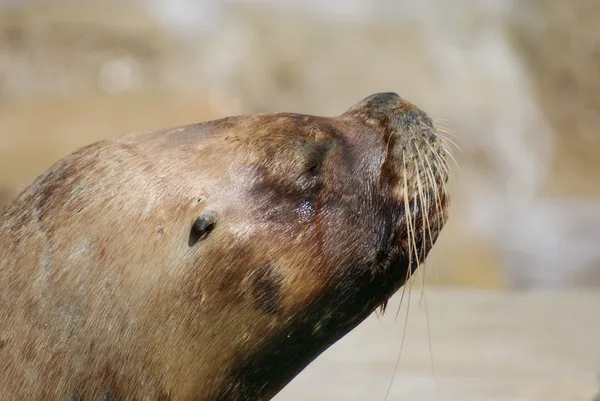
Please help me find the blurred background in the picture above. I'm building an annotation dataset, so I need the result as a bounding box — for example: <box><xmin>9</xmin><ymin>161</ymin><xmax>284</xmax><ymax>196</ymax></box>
<box><xmin>0</xmin><ymin>0</ymin><xmax>599</xmax><ymax>400</ymax></box>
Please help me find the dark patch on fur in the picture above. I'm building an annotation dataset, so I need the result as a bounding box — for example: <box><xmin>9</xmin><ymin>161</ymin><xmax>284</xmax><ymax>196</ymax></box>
<box><xmin>212</xmin><ymin>234</ymin><xmax>414</xmax><ymax>400</ymax></box>
<box><xmin>247</xmin><ymin>118</ymin><xmax>363</xmax><ymax>230</ymax></box>
<box><xmin>71</xmin><ymin>392</ymin><xmax>84</xmax><ymax>401</ymax></box>
<box><xmin>99</xmin><ymin>386</ymin><xmax>116</xmax><ymax>401</ymax></box>
<box><xmin>189</xmin><ymin>211</ymin><xmax>217</xmax><ymax>246</ymax></box>
<box><xmin>70</xmin><ymin>387</ymin><xmax>116</xmax><ymax>401</ymax></box>
<box><xmin>248</xmin><ymin>264</ymin><xmax>283</xmax><ymax>315</ymax></box>
<box><xmin>69</xmin><ymin>360</ymin><xmax>173</xmax><ymax>401</ymax></box>
<box><xmin>156</xmin><ymin>391</ymin><xmax>172</xmax><ymax>401</ymax></box>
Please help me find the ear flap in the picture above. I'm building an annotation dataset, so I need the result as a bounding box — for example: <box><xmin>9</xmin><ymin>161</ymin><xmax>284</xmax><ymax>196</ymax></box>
<box><xmin>189</xmin><ymin>210</ymin><xmax>217</xmax><ymax>247</ymax></box>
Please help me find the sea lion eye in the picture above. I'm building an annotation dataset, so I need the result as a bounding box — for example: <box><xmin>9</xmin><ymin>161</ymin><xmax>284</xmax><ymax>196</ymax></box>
<box><xmin>189</xmin><ymin>211</ymin><xmax>217</xmax><ymax>246</ymax></box>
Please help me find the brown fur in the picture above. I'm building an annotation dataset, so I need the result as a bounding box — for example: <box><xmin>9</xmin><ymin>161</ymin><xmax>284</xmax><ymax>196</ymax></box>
<box><xmin>0</xmin><ymin>92</ymin><xmax>451</xmax><ymax>400</ymax></box>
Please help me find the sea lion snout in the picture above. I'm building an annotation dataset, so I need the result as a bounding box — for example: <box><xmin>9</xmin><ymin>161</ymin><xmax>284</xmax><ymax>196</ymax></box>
<box><xmin>344</xmin><ymin>92</ymin><xmax>448</xmax><ymax>197</ymax></box>
<box><xmin>341</xmin><ymin>93</ymin><xmax>451</xmax><ymax>266</ymax></box>
<box><xmin>342</xmin><ymin>92</ymin><xmax>439</xmax><ymax>150</ymax></box>
<box><xmin>343</xmin><ymin>92</ymin><xmax>402</xmax><ymax>115</ymax></box>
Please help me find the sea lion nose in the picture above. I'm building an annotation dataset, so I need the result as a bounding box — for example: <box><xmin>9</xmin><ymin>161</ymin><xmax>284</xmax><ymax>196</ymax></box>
<box><xmin>360</xmin><ymin>92</ymin><xmax>402</xmax><ymax>111</ymax></box>
<box><xmin>344</xmin><ymin>92</ymin><xmax>402</xmax><ymax>118</ymax></box>
<box><xmin>344</xmin><ymin>92</ymin><xmax>433</xmax><ymax>134</ymax></box>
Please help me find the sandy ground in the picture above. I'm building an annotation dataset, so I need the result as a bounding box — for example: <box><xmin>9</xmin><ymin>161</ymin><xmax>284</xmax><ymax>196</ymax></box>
<box><xmin>275</xmin><ymin>287</ymin><xmax>600</xmax><ymax>401</ymax></box>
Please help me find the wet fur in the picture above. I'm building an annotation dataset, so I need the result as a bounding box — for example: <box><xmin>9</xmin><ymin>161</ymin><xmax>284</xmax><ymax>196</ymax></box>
<box><xmin>0</xmin><ymin>93</ymin><xmax>451</xmax><ymax>400</ymax></box>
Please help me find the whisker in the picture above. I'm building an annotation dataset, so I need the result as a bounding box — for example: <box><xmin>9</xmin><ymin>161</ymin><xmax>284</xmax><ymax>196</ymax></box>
<box><xmin>424</xmin><ymin>138</ymin><xmax>454</xmax><ymax>189</ymax></box>
<box><xmin>425</xmin><ymin>141</ymin><xmax>450</xmax><ymax>180</ymax></box>
<box><xmin>420</xmin><ymin>150</ymin><xmax>444</xmax><ymax>287</ymax></box>
<box><xmin>441</xmin><ymin>135</ymin><xmax>462</xmax><ymax>153</ymax></box>
<box><xmin>421</xmin><ymin>150</ymin><xmax>442</xmax><ymax>247</ymax></box>
<box><xmin>431</xmin><ymin>119</ymin><xmax>462</xmax><ymax>151</ymax></box>
<box><xmin>387</xmin><ymin>151</ymin><xmax>417</xmax><ymax>401</ymax></box>
<box><xmin>385</xmin><ymin>274</ymin><xmax>414</xmax><ymax>401</ymax></box>
<box><xmin>394</xmin><ymin>151</ymin><xmax>410</xmax><ymax>321</ymax></box>
<box><xmin>395</xmin><ymin>151</ymin><xmax>413</xmax><ymax>320</ymax></box>
<box><xmin>436</xmin><ymin>128</ymin><xmax>463</xmax><ymax>155</ymax></box>
<box><xmin>432</xmin><ymin>118</ymin><xmax>459</xmax><ymax>139</ymax></box>
<box><xmin>412</xmin><ymin>141</ymin><xmax>428</xmax><ymax>305</ymax></box>
<box><xmin>421</xmin><ymin>287</ymin><xmax>440</xmax><ymax>396</ymax></box>
<box><xmin>386</xmin><ymin>123</ymin><xmax>453</xmax><ymax>401</ymax></box>
<box><xmin>442</xmin><ymin>147</ymin><xmax>460</xmax><ymax>172</ymax></box>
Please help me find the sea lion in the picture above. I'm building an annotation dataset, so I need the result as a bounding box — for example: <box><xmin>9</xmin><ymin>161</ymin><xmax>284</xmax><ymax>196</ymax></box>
<box><xmin>0</xmin><ymin>92</ymin><xmax>452</xmax><ymax>400</ymax></box>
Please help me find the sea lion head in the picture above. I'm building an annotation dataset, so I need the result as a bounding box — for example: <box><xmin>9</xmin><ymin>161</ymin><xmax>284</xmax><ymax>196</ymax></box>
<box><xmin>0</xmin><ymin>92</ymin><xmax>453</xmax><ymax>400</ymax></box>
<box><xmin>206</xmin><ymin>91</ymin><xmax>452</xmax><ymax>398</ymax></box>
